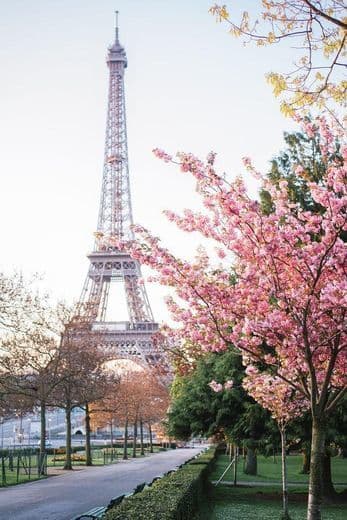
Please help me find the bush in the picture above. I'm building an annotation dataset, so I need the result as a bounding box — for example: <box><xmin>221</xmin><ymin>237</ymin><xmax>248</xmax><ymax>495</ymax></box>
<box><xmin>104</xmin><ymin>447</ymin><xmax>216</xmax><ymax>520</ymax></box>
<box><xmin>52</xmin><ymin>454</ymin><xmax>86</xmax><ymax>462</ymax></box>
<box><xmin>45</xmin><ymin>446</ymin><xmax>86</xmax><ymax>455</ymax></box>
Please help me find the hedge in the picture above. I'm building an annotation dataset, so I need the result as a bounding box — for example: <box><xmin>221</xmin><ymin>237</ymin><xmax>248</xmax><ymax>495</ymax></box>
<box><xmin>104</xmin><ymin>447</ymin><xmax>216</xmax><ymax>520</ymax></box>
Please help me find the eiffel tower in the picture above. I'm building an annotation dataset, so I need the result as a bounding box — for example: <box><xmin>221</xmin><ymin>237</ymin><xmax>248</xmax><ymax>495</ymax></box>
<box><xmin>78</xmin><ymin>14</ymin><xmax>160</xmax><ymax>368</ymax></box>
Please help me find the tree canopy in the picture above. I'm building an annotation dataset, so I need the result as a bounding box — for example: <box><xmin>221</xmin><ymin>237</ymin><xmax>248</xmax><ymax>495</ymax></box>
<box><xmin>210</xmin><ymin>2</ymin><xmax>346</xmax><ymax>116</ymax></box>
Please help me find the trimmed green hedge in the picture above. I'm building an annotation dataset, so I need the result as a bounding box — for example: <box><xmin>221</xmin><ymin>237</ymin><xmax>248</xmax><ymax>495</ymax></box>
<box><xmin>104</xmin><ymin>447</ymin><xmax>216</xmax><ymax>520</ymax></box>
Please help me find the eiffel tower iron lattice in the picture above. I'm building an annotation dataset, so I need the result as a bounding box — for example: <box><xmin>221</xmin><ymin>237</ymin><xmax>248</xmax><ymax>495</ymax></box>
<box><xmin>78</xmin><ymin>15</ymin><xmax>161</xmax><ymax>368</ymax></box>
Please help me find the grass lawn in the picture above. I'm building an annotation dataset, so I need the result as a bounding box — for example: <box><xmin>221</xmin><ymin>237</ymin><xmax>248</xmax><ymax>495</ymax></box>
<box><xmin>197</xmin><ymin>486</ymin><xmax>347</xmax><ymax>520</ymax></box>
<box><xmin>0</xmin><ymin>451</ymin><xmax>47</xmax><ymax>487</ymax></box>
<box><xmin>211</xmin><ymin>454</ymin><xmax>347</xmax><ymax>485</ymax></box>
<box><xmin>0</xmin><ymin>472</ymin><xmax>44</xmax><ymax>486</ymax></box>
<box><xmin>196</xmin><ymin>453</ymin><xmax>347</xmax><ymax>519</ymax></box>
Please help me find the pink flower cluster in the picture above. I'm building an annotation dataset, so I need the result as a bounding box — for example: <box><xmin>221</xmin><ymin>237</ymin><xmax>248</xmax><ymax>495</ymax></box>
<box><xmin>243</xmin><ymin>371</ymin><xmax>309</xmax><ymax>424</ymax></box>
<box><xmin>209</xmin><ymin>379</ymin><xmax>234</xmax><ymax>392</ymax></box>
<box><xmin>152</xmin><ymin>148</ymin><xmax>172</xmax><ymax>162</ymax></box>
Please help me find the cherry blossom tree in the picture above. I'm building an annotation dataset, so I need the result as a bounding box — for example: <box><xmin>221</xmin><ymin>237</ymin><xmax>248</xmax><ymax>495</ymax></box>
<box><xmin>114</xmin><ymin>117</ymin><xmax>346</xmax><ymax>520</ymax></box>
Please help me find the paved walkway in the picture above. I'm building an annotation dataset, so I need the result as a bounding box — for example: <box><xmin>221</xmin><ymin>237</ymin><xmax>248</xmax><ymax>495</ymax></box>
<box><xmin>0</xmin><ymin>447</ymin><xmax>204</xmax><ymax>520</ymax></box>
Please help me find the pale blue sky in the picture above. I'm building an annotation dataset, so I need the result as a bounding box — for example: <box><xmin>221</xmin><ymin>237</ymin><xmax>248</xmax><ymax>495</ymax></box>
<box><xmin>0</xmin><ymin>0</ymin><xmax>297</xmax><ymax>321</ymax></box>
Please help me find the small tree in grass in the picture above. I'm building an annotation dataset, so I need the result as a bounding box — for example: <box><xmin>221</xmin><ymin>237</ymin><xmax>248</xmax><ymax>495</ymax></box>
<box><xmin>243</xmin><ymin>368</ymin><xmax>309</xmax><ymax>520</ymax></box>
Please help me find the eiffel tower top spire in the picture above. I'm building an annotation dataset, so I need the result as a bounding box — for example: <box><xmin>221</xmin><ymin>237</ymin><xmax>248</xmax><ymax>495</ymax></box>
<box><xmin>107</xmin><ymin>10</ymin><xmax>127</xmax><ymax>67</ymax></box>
<box><xmin>115</xmin><ymin>10</ymin><xmax>119</xmax><ymax>43</ymax></box>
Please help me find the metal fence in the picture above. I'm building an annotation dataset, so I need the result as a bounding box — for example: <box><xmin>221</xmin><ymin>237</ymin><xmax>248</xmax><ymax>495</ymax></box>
<box><xmin>48</xmin><ymin>447</ymin><xmax>119</xmax><ymax>466</ymax></box>
<box><xmin>0</xmin><ymin>448</ymin><xmax>47</xmax><ymax>486</ymax></box>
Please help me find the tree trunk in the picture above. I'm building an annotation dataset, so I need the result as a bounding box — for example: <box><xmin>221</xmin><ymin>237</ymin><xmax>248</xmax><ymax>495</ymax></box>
<box><xmin>149</xmin><ymin>423</ymin><xmax>153</xmax><ymax>453</ymax></box>
<box><xmin>244</xmin><ymin>443</ymin><xmax>257</xmax><ymax>475</ymax></box>
<box><xmin>321</xmin><ymin>450</ymin><xmax>337</xmax><ymax>501</ymax></box>
<box><xmin>301</xmin><ymin>447</ymin><xmax>311</xmax><ymax>474</ymax></box>
<box><xmin>123</xmin><ymin>418</ymin><xmax>128</xmax><ymax>460</ymax></box>
<box><xmin>132</xmin><ymin>419</ymin><xmax>138</xmax><ymax>458</ymax></box>
<box><xmin>140</xmin><ymin>419</ymin><xmax>144</xmax><ymax>456</ymax></box>
<box><xmin>64</xmin><ymin>406</ymin><xmax>73</xmax><ymax>470</ymax></box>
<box><xmin>233</xmin><ymin>445</ymin><xmax>238</xmax><ymax>486</ymax></box>
<box><xmin>39</xmin><ymin>400</ymin><xmax>46</xmax><ymax>475</ymax></box>
<box><xmin>280</xmin><ymin>425</ymin><xmax>291</xmax><ymax>520</ymax></box>
<box><xmin>307</xmin><ymin>416</ymin><xmax>326</xmax><ymax>520</ymax></box>
<box><xmin>85</xmin><ymin>402</ymin><xmax>92</xmax><ymax>466</ymax></box>
<box><xmin>110</xmin><ymin>419</ymin><xmax>114</xmax><ymax>447</ymax></box>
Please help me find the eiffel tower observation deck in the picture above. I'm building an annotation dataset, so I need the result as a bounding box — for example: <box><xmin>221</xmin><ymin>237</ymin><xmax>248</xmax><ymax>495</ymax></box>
<box><xmin>78</xmin><ymin>13</ymin><xmax>160</xmax><ymax>367</ymax></box>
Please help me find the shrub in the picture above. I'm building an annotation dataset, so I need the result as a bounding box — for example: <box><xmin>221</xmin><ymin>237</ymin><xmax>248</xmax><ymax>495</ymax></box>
<box><xmin>104</xmin><ymin>447</ymin><xmax>216</xmax><ymax>520</ymax></box>
<box><xmin>52</xmin><ymin>454</ymin><xmax>86</xmax><ymax>462</ymax></box>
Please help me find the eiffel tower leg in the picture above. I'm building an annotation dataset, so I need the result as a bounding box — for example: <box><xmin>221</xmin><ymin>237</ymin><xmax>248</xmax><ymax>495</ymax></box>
<box><xmin>124</xmin><ymin>275</ymin><xmax>153</xmax><ymax>323</ymax></box>
<box><xmin>99</xmin><ymin>280</ymin><xmax>110</xmax><ymax>322</ymax></box>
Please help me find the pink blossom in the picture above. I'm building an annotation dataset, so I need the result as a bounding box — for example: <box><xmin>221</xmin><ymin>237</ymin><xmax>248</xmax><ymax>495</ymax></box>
<box><xmin>245</xmin><ymin>365</ymin><xmax>259</xmax><ymax>376</ymax></box>
<box><xmin>295</xmin><ymin>165</ymin><xmax>305</xmax><ymax>175</ymax></box>
<box><xmin>208</xmin><ymin>380</ymin><xmax>223</xmax><ymax>393</ymax></box>
<box><xmin>152</xmin><ymin>148</ymin><xmax>172</xmax><ymax>162</ymax></box>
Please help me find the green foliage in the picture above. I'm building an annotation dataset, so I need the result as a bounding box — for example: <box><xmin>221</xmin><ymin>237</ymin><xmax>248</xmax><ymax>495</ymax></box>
<box><xmin>104</xmin><ymin>448</ymin><xmax>216</xmax><ymax>520</ymax></box>
<box><xmin>167</xmin><ymin>350</ymin><xmax>276</xmax><ymax>445</ymax></box>
<box><xmin>198</xmin><ymin>485</ymin><xmax>347</xmax><ymax>520</ymax></box>
<box><xmin>260</xmin><ymin>127</ymin><xmax>339</xmax><ymax>215</ymax></box>
<box><xmin>209</xmin><ymin>454</ymin><xmax>347</xmax><ymax>485</ymax></box>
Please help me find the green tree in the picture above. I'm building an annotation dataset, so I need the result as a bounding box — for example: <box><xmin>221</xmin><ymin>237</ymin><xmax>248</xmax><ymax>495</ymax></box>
<box><xmin>261</xmin><ymin>122</ymin><xmax>343</xmax><ymax>211</ymax></box>
<box><xmin>168</xmin><ymin>349</ymin><xmax>276</xmax><ymax>475</ymax></box>
<box><xmin>261</xmin><ymin>128</ymin><xmax>326</xmax><ymax>214</ymax></box>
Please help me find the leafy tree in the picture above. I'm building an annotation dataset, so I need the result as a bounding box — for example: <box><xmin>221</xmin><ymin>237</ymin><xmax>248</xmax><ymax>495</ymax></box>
<box><xmin>210</xmin><ymin>2</ymin><xmax>347</xmax><ymax>116</ymax></box>
<box><xmin>261</xmin><ymin>127</ymin><xmax>326</xmax><ymax>214</ymax></box>
<box><xmin>168</xmin><ymin>350</ymin><xmax>275</xmax><ymax>475</ymax></box>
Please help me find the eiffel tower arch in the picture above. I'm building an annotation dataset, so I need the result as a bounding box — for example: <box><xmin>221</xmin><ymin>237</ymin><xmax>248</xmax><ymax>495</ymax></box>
<box><xmin>77</xmin><ymin>14</ymin><xmax>163</xmax><ymax>371</ymax></box>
